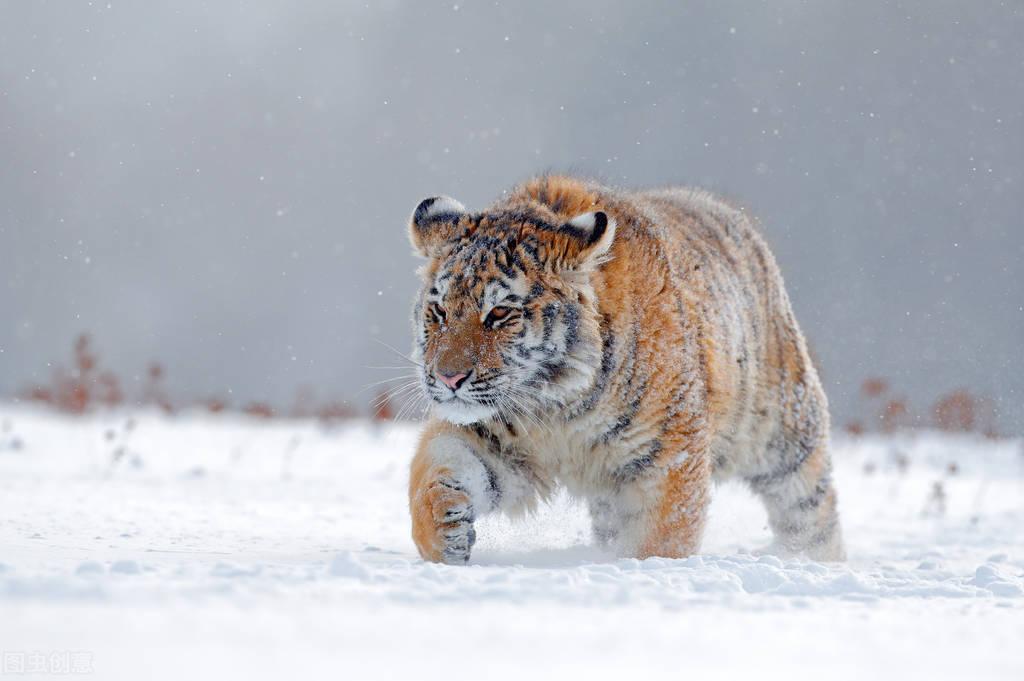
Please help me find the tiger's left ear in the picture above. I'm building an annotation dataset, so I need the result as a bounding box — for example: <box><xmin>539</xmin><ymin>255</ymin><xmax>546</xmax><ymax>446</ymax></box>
<box><xmin>560</xmin><ymin>211</ymin><xmax>616</xmax><ymax>268</ymax></box>
<box><xmin>409</xmin><ymin>196</ymin><xmax>470</xmax><ymax>258</ymax></box>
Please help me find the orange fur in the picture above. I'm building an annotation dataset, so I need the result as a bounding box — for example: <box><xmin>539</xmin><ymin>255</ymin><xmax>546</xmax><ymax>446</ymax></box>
<box><xmin>408</xmin><ymin>422</ymin><xmax>473</xmax><ymax>562</ymax></box>
<box><xmin>407</xmin><ymin>175</ymin><xmax>844</xmax><ymax>563</ymax></box>
<box><xmin>637</xmin><ymin>455</ymin><xmax>711</xmax><ymax>559</ymax></box>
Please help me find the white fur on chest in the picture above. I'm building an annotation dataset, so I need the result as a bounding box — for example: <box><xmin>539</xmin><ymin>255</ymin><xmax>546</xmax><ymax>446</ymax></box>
<box><xmin>507</xmin><ymin>408</ymin><xmax>631</xmax><ymax>497</ymax></box>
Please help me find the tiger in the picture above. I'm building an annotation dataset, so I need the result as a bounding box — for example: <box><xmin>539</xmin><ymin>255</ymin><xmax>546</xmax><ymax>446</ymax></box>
<box><xmin>406</xmin><ymin>175</ymin><xmax>845</xmax><ymax>564</ymax></box>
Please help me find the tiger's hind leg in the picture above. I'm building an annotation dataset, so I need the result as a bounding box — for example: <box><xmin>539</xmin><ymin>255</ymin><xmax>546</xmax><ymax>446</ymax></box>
<box><xmin>745</xmin><ymin>433</ymin><xmax>845</xmax><ymax>562</ymax></box>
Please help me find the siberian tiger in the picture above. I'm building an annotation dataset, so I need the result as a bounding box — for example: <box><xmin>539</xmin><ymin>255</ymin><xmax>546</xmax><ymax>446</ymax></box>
<box><xmin>406</xmin><ymin>175</ymin><xmax>844</xmax><ymax>564</ymax></box>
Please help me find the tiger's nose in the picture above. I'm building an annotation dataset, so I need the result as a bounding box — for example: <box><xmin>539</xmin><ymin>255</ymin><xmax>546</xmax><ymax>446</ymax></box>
<box><xmin>436</xmin><ymin>370</ymin><xmax>469</xmax><ymax>391</ymax></box>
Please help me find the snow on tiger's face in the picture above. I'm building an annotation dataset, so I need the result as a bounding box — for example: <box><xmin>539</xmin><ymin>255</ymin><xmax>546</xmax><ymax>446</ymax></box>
<box><xmin>407</xmin><ymin>196</ymin><xmax>614</xmax><ymax>425</ymax></box>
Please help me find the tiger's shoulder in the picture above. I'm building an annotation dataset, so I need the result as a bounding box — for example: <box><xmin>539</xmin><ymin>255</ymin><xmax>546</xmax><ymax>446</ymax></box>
<box><xmin>498</xmin><ymin>174</ymin><xmax>787</xmax><ymax>433</ymax></box>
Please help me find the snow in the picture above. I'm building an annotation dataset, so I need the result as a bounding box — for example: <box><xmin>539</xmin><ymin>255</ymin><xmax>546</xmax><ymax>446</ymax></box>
<box><xmin>1</xmin><ymin>407</ymin><xmax>1022</xmax><ymax>680</ymax></box>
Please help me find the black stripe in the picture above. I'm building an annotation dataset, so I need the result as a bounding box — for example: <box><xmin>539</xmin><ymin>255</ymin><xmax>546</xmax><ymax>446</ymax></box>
<box><xmin>793</xmin><ymin>471</ymin><xmax>833</xmax><ymax>512</ymax></box>
<box><xmin>563</xmin><ymin>302</ymin><xmax>581</xmax><ymax>352</ymax></box>
<box><xmin>746</xmin><ymin>430</ymin><xmax>818</xmax><ymax>491</ymax></box>
<box><xmin>597</xmin><ymin>393</ymin><xmax>642</xmax><ymax>444</ymax></box>
<box><xmin>611</xmin><ymin>440</ymin><xmax>663</xmax><ymax>485</ymax></box>
<box><xmin>566</xmin><ymin>319</ymin><xmax>616</xmax><ymax>419</ymax></box>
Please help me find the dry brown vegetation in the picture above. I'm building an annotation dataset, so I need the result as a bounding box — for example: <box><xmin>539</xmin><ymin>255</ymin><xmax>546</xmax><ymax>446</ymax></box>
<box><xmin>845</xmin><ymin>376</ymin><xmax>1001</xmax><ymax>438</ymax></box>
<box><xmin>19</xmin><ymin>334</ymin><xmax>397</xmax><ymax>423</ymax></box>
<box><xmin>844</xmin><ymin>377</ymin><xmax>1008</xmax><ymax>520</ymax></box>
<box><xmin>23</xmin><ymin>335</ymin><xmax>122</xmax><ymax>414</ymax></box>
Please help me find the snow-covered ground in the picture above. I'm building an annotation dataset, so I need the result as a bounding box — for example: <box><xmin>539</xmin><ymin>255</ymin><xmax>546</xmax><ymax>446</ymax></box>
<box><xmin>1</xmin><ymin>407</ymin><xmax>1021</xmax><ymax>680</ymax></box>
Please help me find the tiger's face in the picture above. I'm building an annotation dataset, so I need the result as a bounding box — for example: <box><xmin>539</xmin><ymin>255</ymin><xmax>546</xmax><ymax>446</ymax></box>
<box><xmin>408</xmin><ymin>196</ymin><xmax>615</xmax><ymax>426</ymax></box>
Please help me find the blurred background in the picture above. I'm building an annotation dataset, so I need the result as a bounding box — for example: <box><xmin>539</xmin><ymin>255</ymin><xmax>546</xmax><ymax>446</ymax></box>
<box><xmin>1</xmin><ymin>0</ymin><xmax>1021</xmax><ymax>433</ymax></box>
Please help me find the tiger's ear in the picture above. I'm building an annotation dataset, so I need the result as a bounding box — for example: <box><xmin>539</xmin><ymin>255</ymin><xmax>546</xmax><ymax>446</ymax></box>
<box><xmin>409</xmin><ymin>196</ymin><xmax>469</xmax><ymax>258</ymax></box>
<box><xmin>558</xmin><ymin>211</ymin><xmax>616</xmax><ymax>269</ymax></box>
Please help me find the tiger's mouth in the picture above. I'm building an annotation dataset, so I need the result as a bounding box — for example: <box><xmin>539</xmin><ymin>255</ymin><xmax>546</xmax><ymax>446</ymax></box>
<box><xmin>430</xmin><ymin>394</ymin><xmax>498</xmax><ymax>425</ymax></box>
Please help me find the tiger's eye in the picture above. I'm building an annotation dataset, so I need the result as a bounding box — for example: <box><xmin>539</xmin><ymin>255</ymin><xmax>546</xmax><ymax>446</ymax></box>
<box><xmin>484</xmin><ymin>306</ymin><xmax>513</xmax><ymax>328</ymax></box>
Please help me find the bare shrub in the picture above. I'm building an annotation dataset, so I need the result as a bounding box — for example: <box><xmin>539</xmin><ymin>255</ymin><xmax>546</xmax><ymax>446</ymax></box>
<box><xmin>861</xmin><ymin>377</ymin><xmax>888</xmax><ymax>398</ymax></box>
<box><xmin>932</xmin><ymin>389</ymin><xmax>999</xmax><ymax>436</ymax></box>
<box><xmin>22</xmin><ymin>334</ymin><xmax>118</xmax><ymax>413</ymax></box>
<box><xmin>880</xmin><ymin>398</ymin><xmax>910</xmax><ymax>433</ymax></box>
<box><xmin>845</xmin><ymin>421</ymin><xmax>865</xmax><ymax>436</ymax></box>
<box><xmin>243</xmin><ymin>403</ymin><xmax>275</xmax><ymax>419</ymax></box>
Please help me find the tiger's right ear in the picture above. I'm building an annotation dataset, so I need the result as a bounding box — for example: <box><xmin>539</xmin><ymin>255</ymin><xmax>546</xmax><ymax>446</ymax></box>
<box><xmin>409</xmin><ymin>196</ymin><xmax>470</xmax><ymax>258</ymax></box>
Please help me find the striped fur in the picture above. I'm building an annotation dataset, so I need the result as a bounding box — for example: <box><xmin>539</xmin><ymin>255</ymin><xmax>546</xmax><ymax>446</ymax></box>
<box><xmin>407</xmin><ymin>176</ymin><xmax>845</xmax><ymax>564</ymax></box>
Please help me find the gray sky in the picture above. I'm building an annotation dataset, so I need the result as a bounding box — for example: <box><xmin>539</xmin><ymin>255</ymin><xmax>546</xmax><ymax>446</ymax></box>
<box><xmin>2</xmin><ymin>1</ymin><xmax>1022</xmax><ymax>432</ymax></box>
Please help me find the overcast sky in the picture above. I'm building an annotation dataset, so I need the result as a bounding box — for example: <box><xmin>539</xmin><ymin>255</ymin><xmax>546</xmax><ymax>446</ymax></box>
<box><xmin>2</xmin><ymin>1</ymin><xmax>1021</xmax><ymax>432</ymax></box>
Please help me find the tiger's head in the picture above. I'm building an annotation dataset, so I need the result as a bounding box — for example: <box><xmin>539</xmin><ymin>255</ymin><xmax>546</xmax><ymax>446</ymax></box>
<box><xmin>408</xmin><ymin>194</ymin><xmax>616</xmax><ymax>426</ymax></box>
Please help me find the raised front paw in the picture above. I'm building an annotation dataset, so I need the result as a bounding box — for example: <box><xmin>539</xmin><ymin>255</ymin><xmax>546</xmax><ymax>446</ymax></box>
<box><xmin>411</xmin><ymin>478</ymin><xmax>477</xmax><ymax>564</ymax></box>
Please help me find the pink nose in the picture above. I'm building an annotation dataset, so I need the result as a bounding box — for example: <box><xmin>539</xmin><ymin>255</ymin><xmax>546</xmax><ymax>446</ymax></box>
<box><xmin>437</xmin><ymin>372</ymin><xmax>468</xmax><ymax>391</ymax></box>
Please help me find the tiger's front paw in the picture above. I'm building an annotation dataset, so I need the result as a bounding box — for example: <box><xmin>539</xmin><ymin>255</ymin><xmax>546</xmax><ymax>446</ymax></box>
<box><xmin>411</xmin><ymin>478</ymin><xmax>477</xmax><ymax>564</ymax></box>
